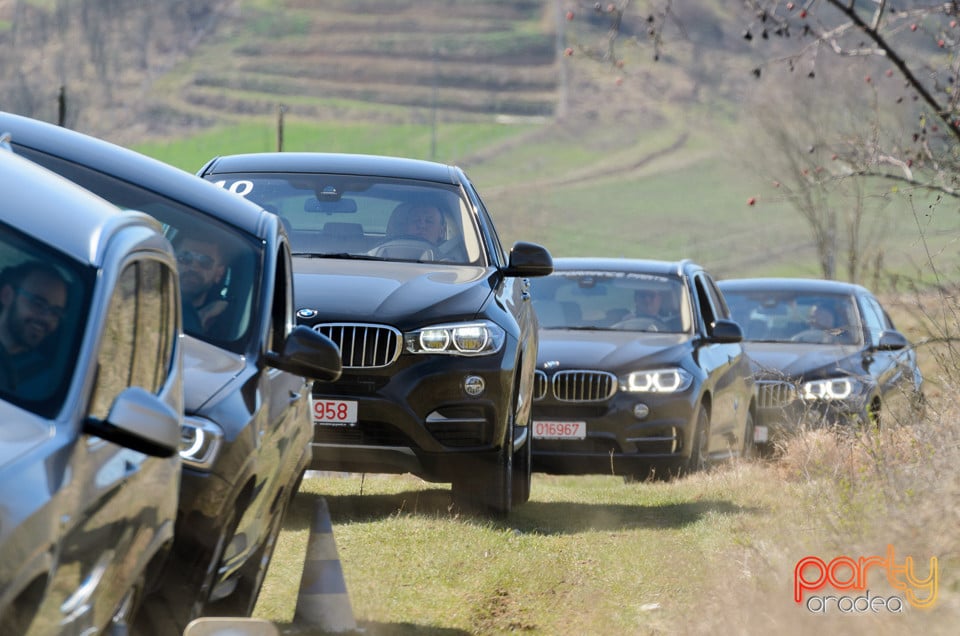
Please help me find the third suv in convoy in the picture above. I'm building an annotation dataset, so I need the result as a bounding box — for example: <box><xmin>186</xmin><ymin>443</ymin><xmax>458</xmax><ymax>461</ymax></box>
<box><xmin>0</xmin><ymin>112</ymin><xmax>343</xmax><ymax>632</ymax></box>
<box><xmin>528</xmin><ymin>258</ymin><xmax>756</xmax><ymax>480</ymax></box>
<box><xmin>719</xmin><ymin>277</ymin><xmax>925</xmax><ymax>449</ymax></box>
<box><xmin>199</xmin><ymin>151</ymin><xmax>553</xmax><ymax>514</ymax></box>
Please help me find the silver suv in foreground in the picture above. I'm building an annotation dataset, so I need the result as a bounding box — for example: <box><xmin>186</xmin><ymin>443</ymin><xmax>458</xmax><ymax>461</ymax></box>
<box><xmin>0</xmin><ymin>147</ymin><xmax>184</xmax><ymax>634</ymax></box>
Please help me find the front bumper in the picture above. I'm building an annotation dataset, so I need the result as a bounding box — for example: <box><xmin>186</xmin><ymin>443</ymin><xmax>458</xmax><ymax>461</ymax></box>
<box><xmin>309</xmin><ymin>351</ymin><xmax>517</xmax><ymax>482</ymax></box>
<box><xmin>530</xmin><ymin>388</ymin><xmax>699</xmax><ymax>476</ymax></box>
<box><xmin>754</xmin><ymin>397</ymin><xmax>869</xmax><ymax>443</ymax></box>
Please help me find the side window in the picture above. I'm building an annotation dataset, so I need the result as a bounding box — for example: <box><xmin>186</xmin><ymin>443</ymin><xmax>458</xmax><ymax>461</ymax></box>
<box><xmin>693</xmin><ymin>274</ymin><xmax>719</xmax><ymax>330</ymax></box>
<box><xmin>133</xmin><ymin>260</ymin><xmax>178</xmax><ymax>392</ymax></box>
<box><xmin>89</xmin><ymin>259</ymin><xmax>177</xmax><ymax>420</ymax></box>
<box><xmin>704</xmin><ymin>275</ymin><xmax>732</xmax><ymax>320</ymax></box>
<box><xmin>465</xmin><ymin>181</ymin><xmax>505</xmax><ymax>267</ymax></box>
<box><xmin>859</xmin><ymin>295</ymin><xmax>887</xmax><ymax>347</ymax></box>
<box><xmin>268</xmin><ymin>244</ymin><xmax>293</xmax><ymax>352</ymax></box>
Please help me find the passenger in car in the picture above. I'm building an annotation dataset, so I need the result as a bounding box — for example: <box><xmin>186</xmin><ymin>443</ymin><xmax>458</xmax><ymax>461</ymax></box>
<box><xmin>175</xmin><ymin>235</ymin><xmax>230</xmax><ymax>335</ymax></box>
<box><xmin>0</xmin><ymin>260</ymin><xmax>68</xmax><ymax>396</ymax></box>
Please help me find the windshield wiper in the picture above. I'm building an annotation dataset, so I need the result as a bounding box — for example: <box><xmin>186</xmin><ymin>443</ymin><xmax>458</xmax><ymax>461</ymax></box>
<box><xmin>292</xmin><ymin>252</ymin><xmax>382</xmax><ymax>261</ymax></box>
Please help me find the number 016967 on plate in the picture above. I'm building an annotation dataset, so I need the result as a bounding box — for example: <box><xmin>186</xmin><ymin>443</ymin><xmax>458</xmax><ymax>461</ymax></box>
<box><xmin>532</xmin><ymin>421</ymin><xmax>585</xmax><ymax>440</ymax></box>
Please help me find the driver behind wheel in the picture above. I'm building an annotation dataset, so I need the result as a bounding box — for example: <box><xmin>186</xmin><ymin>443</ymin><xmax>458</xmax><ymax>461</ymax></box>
<box><xmin>622</xmin><ymin>286</ymin><xmax>682</xmax><ymax>330</ymax></box>
<box><xmin>633</xmin><ymin>288</ymin><xmax>663</xmax><ymax>321</ymax></box>
<box><xmin>387</xmin><ymin>203</ymin><xmax>446</xmax><ymax>245</ymax></box>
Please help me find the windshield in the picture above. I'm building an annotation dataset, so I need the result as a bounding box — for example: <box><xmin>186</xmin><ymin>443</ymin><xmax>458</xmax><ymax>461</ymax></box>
<box><xmin>13</xmin><ymin>147</ymin><xmax>262</xmax><ymax>354</ymax></box>
<box><xmin>529</xmin><ymin>270</ymin><xmax>692</xmax><ymax>333</ymax></box>
<box><xmin>723</xmin><ymin>289</ymin><xmax>862</xmax><ymax>345</ymax></box>
<box><xmin>0</xmin><ymin>222</ymin><xmax>93</xmax><ymax>418</ymax></box>
<box><xmin>207</xmin><ymin>173</ymin><xmax>485</xmax><ymax>266</ymax></box>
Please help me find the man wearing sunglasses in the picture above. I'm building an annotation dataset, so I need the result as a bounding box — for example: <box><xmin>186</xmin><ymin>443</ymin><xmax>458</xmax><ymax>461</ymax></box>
<box><xmin>0</xmin><ymin>260</ymin><xmax>68</xmax><ymax>397</ymax></box>
<box><xmin>614</xmin><ymin>284</ymin><xmax>684</xmax><ymax>332</ymax></box>
<box><xmin>176</xmin><ymin>236</ymin><xmax>229</xmax><ymax>336</ymax></box>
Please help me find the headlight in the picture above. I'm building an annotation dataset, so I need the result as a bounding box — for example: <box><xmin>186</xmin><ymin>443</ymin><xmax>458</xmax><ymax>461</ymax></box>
<box><xmin>622</xmin><ymin>368</ymin><xmax>693</xmax><ymax>393</ymax></box>
<box><xmin>404</xmin><ymin>321</ymin><xmax>505</xmax><ymax>356</ymax></box>
<box><xmin>180</xmin><ymin>415</ymin><xmax>223</xmax><ymax>470</ymax></box>
<box><xmin>801</xmin><ymin>378</ymin><xmax>856</xmax><ymax>400</ymax></box>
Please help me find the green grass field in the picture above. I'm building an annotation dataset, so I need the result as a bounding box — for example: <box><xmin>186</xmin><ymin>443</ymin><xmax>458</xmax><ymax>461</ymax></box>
<box><xmin>252</xmin><ymin>418</ymin><xmax>960</xmax><ymax>635</ymax></box>
<box><xmin>133</xmin><ymin>115</ymin><xmax>960</xmax><ymax>285</ymax></box>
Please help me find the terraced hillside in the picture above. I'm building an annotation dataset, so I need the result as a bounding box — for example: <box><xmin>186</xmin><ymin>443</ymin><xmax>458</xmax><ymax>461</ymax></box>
<box><xmin>133</xmin><ymin>0</ymin><xmax>564</xmax><ymax>139</ymax></box>
<box><xmin>0</xmin><ymin>0</ymin><xmax>563</xmax><ymax>139</ymax></box>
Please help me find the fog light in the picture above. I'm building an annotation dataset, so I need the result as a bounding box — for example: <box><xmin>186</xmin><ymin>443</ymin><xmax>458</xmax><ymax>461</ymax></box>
<box><xmin>464</xmin><ymin>375</ymin><xmax>485</xmax><ymax>396</ymax></box>
<box><xmin>633</xmin><ymin>403</ymin><xmax>650</xmax><ymax>420</ymax></box>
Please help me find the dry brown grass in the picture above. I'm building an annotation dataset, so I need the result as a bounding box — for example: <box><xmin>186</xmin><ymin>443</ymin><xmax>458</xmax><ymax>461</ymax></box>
<box><xmin>689</xmin><ymin>374</ymin><xmax>960</xmax><ymax>633</ymax></box>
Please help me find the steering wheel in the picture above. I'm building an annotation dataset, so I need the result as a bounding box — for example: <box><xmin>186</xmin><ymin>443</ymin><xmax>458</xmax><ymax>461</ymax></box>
<box><xmin>790</xmin><ymin>328</ymin><xmax>833</xmax><ymax>344</ymax></box>
<box><xmin>791</xmin><ymin>328</ymin><xmax>846</xmax><ymax>344</ymax></box>
<box><xmin>369</xmin><ymin>236</ymin><xmax>436</xmax><ymax>259</ymax></box>
<box><xmin>611</xmin><ymin>317</ymin><xmax>666</xmax><ymax>332</ymax></box>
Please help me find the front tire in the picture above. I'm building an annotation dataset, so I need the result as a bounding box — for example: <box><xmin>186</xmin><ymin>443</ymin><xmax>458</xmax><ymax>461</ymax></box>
<box><xmin>206</xmin><ymin>500</ymin><xmax>287</xmax><ymax>618</ymax></box>
<box><xmin>511</xmin><ymin>428</ymin><xmax>532</xmax><ymax>507</ymax></box>
<box><xmin>109</xmin><ymin>573</ymin><xmax>145</xmax><ymax>634</ymax></box>
<box><xmin>452</xmin><ymin>420</ymin><xmax>513</xmax><ymax>516</ymax></box>
<box><xmin>139</xmin><ymin>507</ymin><xmax>241</xmax><ymax>634</ymax></box>
<box><xmin>741</xmin><ymin>410</ymin><xmax>756</xmax><ymax>460</ymax></box>
<box><xmin>869</xmin><ymin>398</ymin><xmax>881</xmax><ymax>428</ymax></box>
<box><xmin>685</xmin><ymin>405</ymin><xmax>710</xmax><ymax>475</ymax></box>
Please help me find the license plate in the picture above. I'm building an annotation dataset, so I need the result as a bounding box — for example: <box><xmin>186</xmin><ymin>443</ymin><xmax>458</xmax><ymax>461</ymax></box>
<box><xmin>311</xmin><ymin>398</ymin><xmax>358</xmax><ymax>426</ymax></box>
<box><xmin>754</xmin><ymin>425</ymin><xmax>769</xmax><ymax>443</ymax></box>
<box><xmin>532</xmin><ymin>420</ymin><xmax>586</xmax><ymax>440</ymax></box>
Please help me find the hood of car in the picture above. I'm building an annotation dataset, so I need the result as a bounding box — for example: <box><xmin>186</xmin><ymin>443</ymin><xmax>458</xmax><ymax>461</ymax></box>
<box><xmin>741</xmin><ymin>342</ymin><xmax>863</xmax><ymax>380</ymax></box>
<box><xmin>536</xmin><ymin>329</ymin><xmax>692</xmax><ymax>371</ymax></box>
<box><xmin>0</xmin><ymin>402</ymin><xmax>48</xmax><ymax>468</ymax></box>
<box><xmin>182</xmin><ymin>336</ymin><xmax>246</xmax><ymax>413</ymax></box>
<box><xmin>293</xmin><ymin>258</ymin><xmax>494</xmax><ymax>327</ymax></box>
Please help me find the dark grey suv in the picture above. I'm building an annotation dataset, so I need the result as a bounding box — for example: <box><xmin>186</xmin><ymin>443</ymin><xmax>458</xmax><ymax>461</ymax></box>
<box><xmin>529</xmin><ymin>258</ymin><xmax>756</xmax><ymax>479</ymax></box>
<box><xmin>0</xmin><ymin>147</ymin><xmax>183</xmax><ymax>634</ymax></box>
<box><xmin>0</xmin><ymin>112</ymin><xmax>343</xmax><ymax>631</ymax></box>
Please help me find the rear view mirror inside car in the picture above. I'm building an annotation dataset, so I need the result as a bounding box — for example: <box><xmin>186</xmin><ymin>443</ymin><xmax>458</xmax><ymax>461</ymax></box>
<box><xmin>304</xmin><ymin>197</ymin><xmax>358</xmax><ymax>214</ymax></box>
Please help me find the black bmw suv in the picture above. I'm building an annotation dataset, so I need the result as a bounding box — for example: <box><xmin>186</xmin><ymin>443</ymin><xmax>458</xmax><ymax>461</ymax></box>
<box><xmin>528</xmin><ymin>257</ymin><xmax>756</xmax><ymax>479</ymax></box>
<box><xmin>199</xmin><ymin>152</ymin><xmax>553</xmax><ymax>514</ymax></box>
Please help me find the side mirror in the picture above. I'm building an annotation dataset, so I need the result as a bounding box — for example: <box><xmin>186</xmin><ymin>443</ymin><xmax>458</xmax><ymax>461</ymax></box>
<box><xmin>265</xmin><ymin>325</ymin><xmax>343</xmax><ymax>381</ymax></box>
<box><xmin>83</xmin><ymin>386</ymin><xmax>182</xmax><ymax>457</ymax></box>
<box><xmin>876</xmin><ymin>329</ymin><xmax>909</xmax><ymax>351</ymax></box>
<box><xmin>503</xmin><ymin>241</ymin><xmax>553</xmax><ymax>278</ymax></box>
<box><xmin>709</xmin><ymin>319</ymin><xmax>743</xmax><ymax>344</ymax></box>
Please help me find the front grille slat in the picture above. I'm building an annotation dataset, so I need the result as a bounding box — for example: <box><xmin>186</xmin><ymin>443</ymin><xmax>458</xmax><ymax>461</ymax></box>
<box><xmin>757</xmin><ymin>380</ymin><xmax>797</xmax><ymax>408</ymax></box>
<box><xmin>312</xmin><ymin>323</ymin><xmax>402</xmax><ymax>369</ymax></box>
<box><xmin>550</xmin><ymin>370</ymin><xmax>617</xmax><ymax>402</ymax></box>
<box><xmin>369</xmin><ymin>327</ymin><xmax>379</xmax><ymax>366</ymax></box>
<box><xmin>533</xmin><ymin>370</ymin><xmax>548</xmax><ymax>401</ymax></box>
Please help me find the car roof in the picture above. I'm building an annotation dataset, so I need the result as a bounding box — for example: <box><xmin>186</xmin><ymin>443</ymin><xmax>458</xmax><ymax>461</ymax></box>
<box><xmin>0</xmin><ymin>111</ymin><xmax>271</xmax><ymax>238</ymax></box>
<box><xmin>1</xmin><ymin>149</ymin><xmax>159</xmax><ymax>266</ymax></box>
<box><xmin>201</xmin><ymin>152</ymin><xmax>462</xmax><ymax>185</ymax></box>
<box><xmin>718</xmin><ymin>277</ymin><xmax>869</xmax><ymax>296</ymax></box>
<box><xmin>550</xmin><ymin>256</ymin><xmax>696</xmax><ymax>278</ymax></box>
